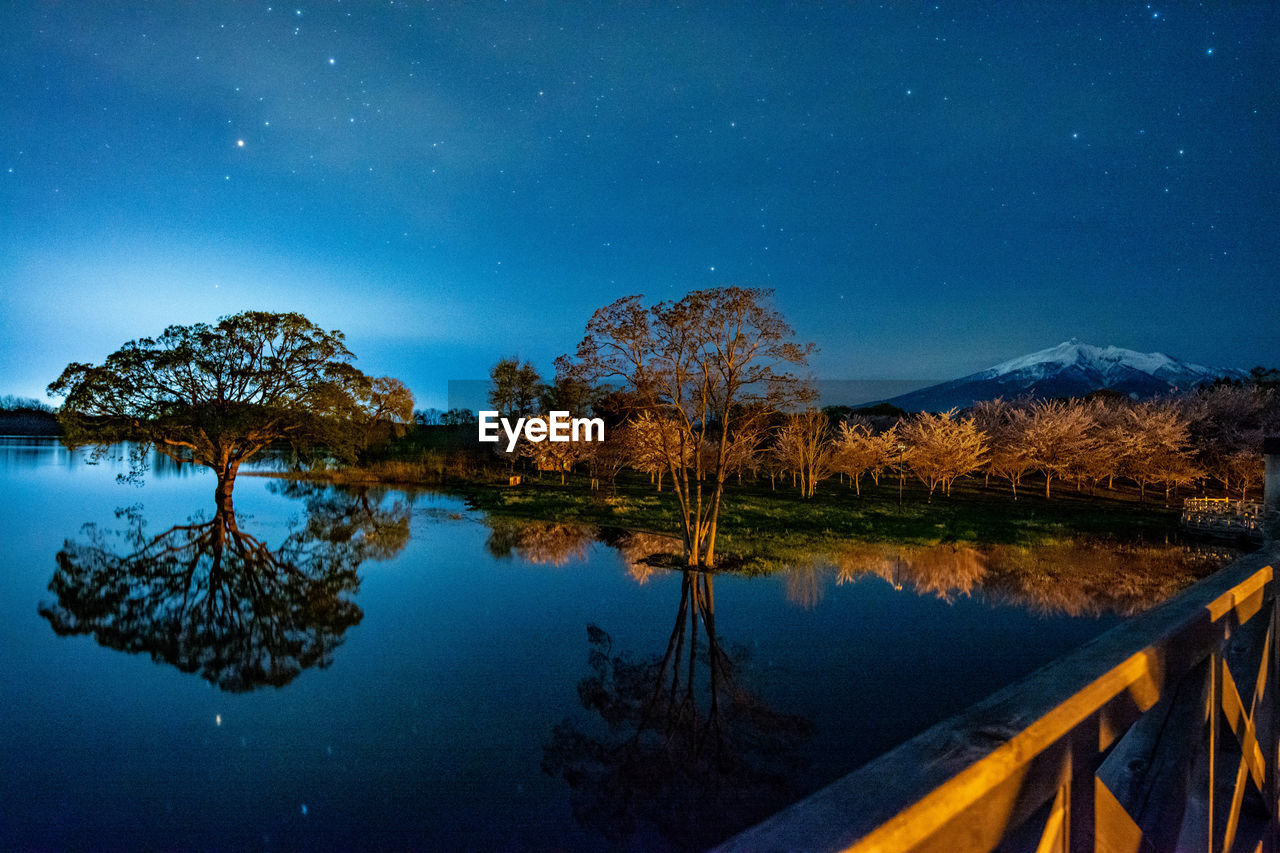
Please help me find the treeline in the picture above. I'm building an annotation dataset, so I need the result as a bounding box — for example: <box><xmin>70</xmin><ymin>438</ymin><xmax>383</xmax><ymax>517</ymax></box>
<box><xmin>0</xmin><ymin>395</ymin><xmax>60</xmax><ymax>435</ymax></box>
<box><xmin>387</xmin><ymin>361</ymin><xmax>1276</xmax><ymax>506</ymax></box>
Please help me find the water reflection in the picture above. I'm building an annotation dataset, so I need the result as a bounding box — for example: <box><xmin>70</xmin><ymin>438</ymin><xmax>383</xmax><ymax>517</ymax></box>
<box><xmin>0</xmin><ymin>435</ymin><xmax>79</xmax><ymax>471</ymax></box>
<box><xmin>39</xmin><ymin>484</ymin><xmax>410</xmax><ymax>691</ymax></box>
<box><xmin>544</xmin><ymin>569</ymin><xmax>812</xmax><ymax>850</ymax></box>
<box><xmin>814</xmin><ymin>540</ymin><xmax>1231</xmax><ymax>616</ymax></box>
<box><xmin>482</xmin><ymin>518</ymin><xmax>597</xmax><ymax>566</ymax></box>
<box><xmin>479</xmin><ymin>514</ymin><xmax>1232</xmax><ymax>619</ymax></box>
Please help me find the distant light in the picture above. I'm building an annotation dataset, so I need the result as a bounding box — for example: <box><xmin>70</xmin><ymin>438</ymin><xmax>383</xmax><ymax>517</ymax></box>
<box><xmin>1206</xmin><ymin>48</ymin><xmax>1214</xmax><ymax>55</ymax></box>
<box><xmin>215</xmin><ymin>714</ymin><xmax>222</xmax><ymax>725</ymax></box>
<box><xmin>328</xmin><ymin>57</ymin><xmax>335</xmax><ymax>65</ymax></box>
<box><xmin>236</xmin><ymin>139</ymin><xmax>245</xmax><ymax>147</ymax></box>
<box><xmin>301</xmin><ymin>804</ymin><xmax>308</xmax><ymax>815</ymax></box>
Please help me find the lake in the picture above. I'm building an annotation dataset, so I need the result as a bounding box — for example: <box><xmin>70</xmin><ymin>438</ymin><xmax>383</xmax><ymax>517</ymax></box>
<box><xmin>0</xmin><ymin>438</ymin><xmax>1230</xmax><ymax>850</ymax></box>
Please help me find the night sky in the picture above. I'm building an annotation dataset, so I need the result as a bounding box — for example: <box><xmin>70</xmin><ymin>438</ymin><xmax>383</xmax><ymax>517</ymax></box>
<box><xmin>3</xmin><ymin>2</ymin><xmax>1276</xmax><ymax>409</ymax></box>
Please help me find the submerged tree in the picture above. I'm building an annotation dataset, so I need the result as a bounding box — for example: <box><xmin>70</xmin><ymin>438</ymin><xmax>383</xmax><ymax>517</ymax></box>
<box><xmin>567</xmin><ymin>287</ymin><xmax>813</xmax><ymax>566</ymax></box>
<box><xmin>39</xmin><ymin>484</ymin><xmax>408</xmax><ymax>691</ymax></box>
<box><xmin>48</xmin><ymin>311</ymin><xmax>394</xmax><ymax>504</ymax></box>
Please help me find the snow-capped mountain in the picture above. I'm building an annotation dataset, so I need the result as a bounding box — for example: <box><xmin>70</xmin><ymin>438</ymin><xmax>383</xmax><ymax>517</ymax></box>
<box><xmin>878</xmin><ymin>340</ymin><xmax>1247</xmax><ymax>412</ymax></box>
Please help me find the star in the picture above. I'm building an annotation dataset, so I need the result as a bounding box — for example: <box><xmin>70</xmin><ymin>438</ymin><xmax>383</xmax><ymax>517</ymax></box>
<box><xmin>236</xmin><ymin>139</ymin><xmax>245</xmax><ymax>147</ymax></box>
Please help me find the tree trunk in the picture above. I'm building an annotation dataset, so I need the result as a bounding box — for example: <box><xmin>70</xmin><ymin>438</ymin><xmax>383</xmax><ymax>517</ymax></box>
<box><xmin>215</xmin><ymin>471</ymin><xmax>236</xmax><ymax>515</ymax></box>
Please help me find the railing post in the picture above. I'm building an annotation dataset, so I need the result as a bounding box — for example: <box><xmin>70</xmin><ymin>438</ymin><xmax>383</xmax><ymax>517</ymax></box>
<box><xmin>1264</xmin><ymin>437</ymin><xmax>1280</xmax><ymax>541</ymax></box>
<box><xmin>1209</xmin><ymin>648</ymin><xmax>1219</xmax><ymax>852</ymax></box>
<box><xmin>1270</xmin><ymin>597</ymin><xmax>1280</xmax><ymax>853</ymax></box>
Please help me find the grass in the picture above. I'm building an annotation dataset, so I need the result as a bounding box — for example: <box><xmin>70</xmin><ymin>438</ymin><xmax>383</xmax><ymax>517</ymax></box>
<box><xmin>458</xmin><ymin>473</ymin><xmax>1181</xmax><ymax>568</ymax></box>
<box><xmin>254</xmin><ymin>456</ymin><xmax>1185</xmax><ymax>570</ymax></box>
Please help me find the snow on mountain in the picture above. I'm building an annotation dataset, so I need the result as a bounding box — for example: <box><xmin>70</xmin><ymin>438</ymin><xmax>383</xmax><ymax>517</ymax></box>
<box><xmin>878</xmin><ymin>340</ymin><xmax>1246</xmax><ymax>413</ymax></box>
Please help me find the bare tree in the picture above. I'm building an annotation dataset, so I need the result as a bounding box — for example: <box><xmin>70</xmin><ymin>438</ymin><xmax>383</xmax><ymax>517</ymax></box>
<box><xmin>582</xmin><ymin>424</ymin><xmax>633</xmax><ymax>491</ymax></box>
<box><xmin>972</xmin><ymin>398</ymin><xmax>1034</xmax><ymax>498</ymax></box>
<box><xmin>1185</xmin><ymin>384</ymin><xmax>1274</xmax><ymax>499</ymax></box>
<box><xmin>568</xmin><ymin>288</ymin><xmax>812</xmax><ymax>566</ymax></box>
<box><xmin>1021</xmin><ymin>399</ymin><xmax>1096</xmax><ymax>499</ymax></box>
<box><xmin>901</xmin><ymin>409</ymin><xmax>988</xmax><ymax>498</ymax></box>
<box><xmin>1120</xmin><ymin>399</ymin><xmax>1199</xmax><ymax>503</ymax></box>
<box><xmin>626</xmin><ymin>411</ymin><xmax>692</xmax><ymax>492</ymax></box>
<box><xmin>829</xmin><ymin>419</ymin><xmax>883</xmax><ymax>495</ymax></box>
<box><xmin>773</xmin><ymin>409</ymin><xmax>831</xmax><ymax>498</ymax></box>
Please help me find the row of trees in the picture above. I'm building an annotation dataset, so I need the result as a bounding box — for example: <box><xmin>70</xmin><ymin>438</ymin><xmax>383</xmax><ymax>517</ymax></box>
<box><xmin>486</xmin><ymin>370</ymin><xmax>1276</xmax><ymax>506</ymax></box>
<box><xmin>471</xmin><ymin>290</ymin><xmax>1275</xmax><ymax>566</ymax></box>
<box><xmin>43</xmin><ymin>299</ymin><xmax>1276</xmax><ymax>570</ymax></box>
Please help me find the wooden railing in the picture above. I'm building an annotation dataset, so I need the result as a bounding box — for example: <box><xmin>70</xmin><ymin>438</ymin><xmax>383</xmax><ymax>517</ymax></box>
<box><xmin>1183</xmin><ymin>500</ymin><xmax>1266</xmax><ymax>542</ymax></box>
<box><xmin>716</xmin><ymin>546</ymin><xmax>1279</xmax><ymax>853</ymax></box>
<box><xmin>1184</xmin><ymin>499</ymin><xmax>1265</xmax><ymax>517</ymax></box>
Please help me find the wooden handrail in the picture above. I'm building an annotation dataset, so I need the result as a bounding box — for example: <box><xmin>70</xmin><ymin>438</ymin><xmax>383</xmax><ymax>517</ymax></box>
<box><xmin>716</xmin><ymin>546</ymin><xmax>1279</xmax><ymax>852</ymax></box>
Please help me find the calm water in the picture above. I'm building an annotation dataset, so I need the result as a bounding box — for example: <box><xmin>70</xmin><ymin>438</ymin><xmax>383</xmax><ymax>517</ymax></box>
<box><xmin>0</xmin><ymin>438</ymin><xmax>1227</xmax><ymax>850</ymax></box>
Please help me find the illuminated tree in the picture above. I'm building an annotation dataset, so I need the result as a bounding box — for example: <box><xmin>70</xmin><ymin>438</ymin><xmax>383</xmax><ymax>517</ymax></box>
<box><xmin>568</xmin><ymin>287</ymin><xmax>812</xmax><ymax>566</ymax></box>
<box><xmin>1021</xmin><ymin>399</ymin><xmax>1097</xmax><ymax>499</ymax></box>
<box><xmin>900</xmin><ymin>409</ymin><xmax>988</xmax><ymax>498</ymax></box>
<box><xmin>773</xmin><ymin>408</ymin><xmax>831</xmax><ymax>498</ymax></box>
<box><xmin>1120</xmin><ymin>399</ymin><xmax>1199</xmax><ymax>502</ymax></box>
<box><xmin>829</xmin><ymin>418</ymin><xmax>897</xmax><ymax>495</ymax></box>
<box><xmin>1186</xmin><ymin>383</ymin><xmax>1276</xmax><ymax>499</ymax></box>
<box><xmin>971</xmin><ymin>398</ymin><xmax>1034</xmax><ymax>498</ymax></box>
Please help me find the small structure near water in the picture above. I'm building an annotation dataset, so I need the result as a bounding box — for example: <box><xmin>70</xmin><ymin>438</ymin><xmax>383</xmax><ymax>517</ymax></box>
<box><xmin>1180</xmin><ymin>497</ymin><xmax>1265</xmax><ymax>544</ymax></box>
<box><xmin>1179</xmin><ymin>436</ymin><xmax>1280</xmax><ymax>545</ymax></box>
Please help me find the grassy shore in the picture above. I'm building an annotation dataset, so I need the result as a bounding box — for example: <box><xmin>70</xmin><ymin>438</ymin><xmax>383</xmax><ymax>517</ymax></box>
<box><xmin>254</xmin><ymin>461</ymin><xmax>1185</xmax><ymax>567</ymax></box>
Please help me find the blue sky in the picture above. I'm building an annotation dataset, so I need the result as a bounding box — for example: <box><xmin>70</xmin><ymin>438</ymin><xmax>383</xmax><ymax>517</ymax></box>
<box><xmin>3</xmin><ymin>2</ymin><xmax>1276</xmax><ymax>409</ymax></box>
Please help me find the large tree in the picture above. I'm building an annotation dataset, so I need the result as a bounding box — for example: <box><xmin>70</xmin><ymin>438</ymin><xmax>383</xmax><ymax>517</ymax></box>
<box><xmin>47</xmin><ymin>311</ymin><xmax>381</xmax><ymax>504</ymax></box>
<box><xmin>568</xmin><ymin>287</ymin><xmax>812</xmax><ymax>567</ymax></box>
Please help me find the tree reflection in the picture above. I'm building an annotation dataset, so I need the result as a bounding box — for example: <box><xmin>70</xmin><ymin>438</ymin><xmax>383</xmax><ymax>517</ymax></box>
<box><xmin>827</xmin><ymin>539</ymin><xmax>1226</xmax><ymax>616</ymax></box>
<box><xmin>543</xmin><ymin>569</ymin><xmax>812</xmax><ymax>850</ymax></box>
<box><xmin>39</xmin><ymin>484</ymin><xmax>409</xmax><ymax>692</ymax></box>
<box><xmin>482</xmin><ymin>517</ymin><xmax>596</xmax><ymax>566</ymax></box>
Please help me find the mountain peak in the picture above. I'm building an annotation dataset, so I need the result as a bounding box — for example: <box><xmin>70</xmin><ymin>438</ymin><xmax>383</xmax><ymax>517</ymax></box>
<box><xmin>877</xmin><ymin>342</ymin><xmax>1245</xmax><ymax>412</ymax></box>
